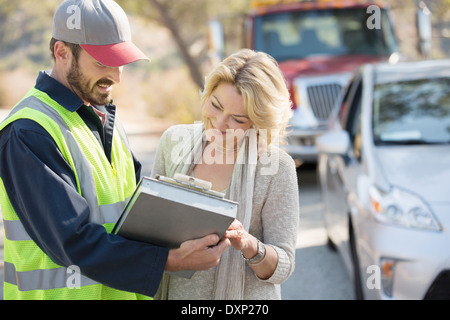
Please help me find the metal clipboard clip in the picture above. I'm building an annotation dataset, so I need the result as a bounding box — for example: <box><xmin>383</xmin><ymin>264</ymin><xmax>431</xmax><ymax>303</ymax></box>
<box><xmin>155</xmin><ymin>173</ymin><xmax>226</xmax><ymax>198</ymax></box>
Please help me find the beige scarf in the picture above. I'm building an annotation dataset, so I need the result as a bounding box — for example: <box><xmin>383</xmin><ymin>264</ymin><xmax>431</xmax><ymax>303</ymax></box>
<box><xmin>166</xmin><ymin>123</ymin><xmax>257</xmax><ymax>300</ymax></box>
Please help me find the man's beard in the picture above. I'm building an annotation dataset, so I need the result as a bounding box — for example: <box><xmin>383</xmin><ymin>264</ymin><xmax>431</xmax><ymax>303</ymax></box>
<box><xmin>67</xmin><ymin>58</ymin><xmax>113</xmax><ymax>106</ymax></box>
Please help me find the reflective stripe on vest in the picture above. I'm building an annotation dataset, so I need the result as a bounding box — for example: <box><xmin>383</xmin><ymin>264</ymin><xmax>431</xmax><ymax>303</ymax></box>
<box><xmin>3</xmin><ymin>201</ymin><xmax>127</xmax><ymax>241</ymax></box>
<box><xmin>4</xmin><ymin>262</ymin><xmax>97</xmax><ymax>291</ymax></box>
<box><xmin>0</xmin><ymin>88</ymin><xmax>140</xmax><ymax>299</ymax></box>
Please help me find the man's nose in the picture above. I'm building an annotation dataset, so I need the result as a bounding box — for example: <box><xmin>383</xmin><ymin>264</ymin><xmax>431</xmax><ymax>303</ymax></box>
<box><xmin>109</xmin><ymin>66</ymin><xmax>123</xmax><ymax>84</ymax></box>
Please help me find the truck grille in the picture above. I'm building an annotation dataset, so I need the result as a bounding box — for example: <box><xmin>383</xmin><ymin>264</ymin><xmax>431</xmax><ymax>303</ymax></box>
<box><xmin>307</xmin><ymin>83</ymin><xmax>343</xmax><ymax>121</ymax></box>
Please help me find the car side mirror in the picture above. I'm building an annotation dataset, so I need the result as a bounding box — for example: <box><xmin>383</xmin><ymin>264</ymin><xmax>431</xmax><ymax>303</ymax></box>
<box><xmin>316</xmin><ymin>130</ymin><xmax>350</xmax><ymax>155</ymax></box>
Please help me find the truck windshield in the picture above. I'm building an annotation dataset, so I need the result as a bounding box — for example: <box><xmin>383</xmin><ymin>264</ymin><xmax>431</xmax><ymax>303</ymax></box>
<box><xmin>253</xmin><ymin>8</ymin><xmax>397</xmax><ymax>61</ymax></box>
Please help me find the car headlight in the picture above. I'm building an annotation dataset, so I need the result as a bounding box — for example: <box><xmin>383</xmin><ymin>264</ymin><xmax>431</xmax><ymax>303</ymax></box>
<box><xmin>369</xmin><ymin>186</ymin><xmax>441</xmax><ymax>231</ymax></box>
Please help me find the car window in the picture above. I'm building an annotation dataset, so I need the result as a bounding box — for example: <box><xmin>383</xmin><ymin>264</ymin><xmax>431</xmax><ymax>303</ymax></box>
<box><xmin>346</xmin><ymin>81</ymin><xmax>362</xmax><ymax>139</ymax></box>
<box><xmin>339</xmin><ymin>74</ymin><xmax>362</xmax><ymax>129</ymax></box>
<box><xmin>345</xmin><ymin>81</ymin><xmax>363</xmax><ymax>160</ymax></box>
<box><xmin>373</xmin><ymin>77</ymin><xmax>450</xmax><ymax>145</ymax></box>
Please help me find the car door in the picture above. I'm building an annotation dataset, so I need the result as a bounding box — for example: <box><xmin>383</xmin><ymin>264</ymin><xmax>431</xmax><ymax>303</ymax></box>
<box><xmin>323</xmin><ymin>73</ymin><xmax>363</xmax><ymax>269</ymax></box>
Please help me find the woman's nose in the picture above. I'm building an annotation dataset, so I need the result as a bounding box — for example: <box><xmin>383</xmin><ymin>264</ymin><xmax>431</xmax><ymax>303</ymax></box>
<box><xmin>215</xmin><ymin>115</ymin><xmax>229</xmax><ymax>132</ymax></box>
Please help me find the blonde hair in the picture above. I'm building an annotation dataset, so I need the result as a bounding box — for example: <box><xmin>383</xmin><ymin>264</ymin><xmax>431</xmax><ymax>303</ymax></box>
<box><xmin>200</xmin><ymin>49</ymin><xmax>292</xmax><ymax>146</ymax></box>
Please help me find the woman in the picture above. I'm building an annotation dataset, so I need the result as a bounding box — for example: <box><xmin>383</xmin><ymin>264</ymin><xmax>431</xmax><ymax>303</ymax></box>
<box><xmin>151</xmin><ymin>49</ymin><xmax>299</xmax><ymax>299</ymax></box>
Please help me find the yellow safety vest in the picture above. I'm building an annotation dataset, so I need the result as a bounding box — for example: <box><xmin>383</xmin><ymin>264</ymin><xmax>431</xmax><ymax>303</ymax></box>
<box><xmin>0</xmin><ymin>87</ymin><xmax>149</xmax><ymax>299</ymax></box>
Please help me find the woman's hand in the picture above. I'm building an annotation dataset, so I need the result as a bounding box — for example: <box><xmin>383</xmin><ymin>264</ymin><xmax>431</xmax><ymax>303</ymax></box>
<box><xmin>225</xmin><ymin>219</ymin><xmax>259</xmax><ymax>262</ymax></box>
<box><xmin>224</xmin><ymin>219</ymin><xmax>251</xmax><ymax>251</ymax></box>
<box><xmin>224</xmin><ymin>219</ymin><xmax>278</xmax><ymax>280</ymax></box>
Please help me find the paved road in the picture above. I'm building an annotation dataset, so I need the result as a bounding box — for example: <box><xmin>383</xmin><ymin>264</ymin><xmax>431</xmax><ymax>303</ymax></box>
<box><xmin>0</xmin><ymin>118</ymin><xmax>354</xmax><ymax>300</ymax></box>
<box><xmin>281</xmin><ymin>164</ymin><xmax>354</xmax><ymax>300</ymax></box>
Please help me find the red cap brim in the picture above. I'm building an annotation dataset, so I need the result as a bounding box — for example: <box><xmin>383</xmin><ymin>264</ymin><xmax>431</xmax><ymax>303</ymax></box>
<box><xmin>81</xmin><ymin>42</ymin><xmax>150</xmax><ymax>67</ymax></box>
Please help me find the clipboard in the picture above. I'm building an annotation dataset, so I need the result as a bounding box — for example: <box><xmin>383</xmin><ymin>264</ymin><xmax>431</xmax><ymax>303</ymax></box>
<box><xmin>112</xmin><ymin>174</ymin><xmax>238</xmax><ymax>278</ymax></box>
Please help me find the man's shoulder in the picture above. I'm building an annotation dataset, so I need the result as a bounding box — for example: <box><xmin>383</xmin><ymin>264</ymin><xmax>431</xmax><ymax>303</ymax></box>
<box><xmin>0</xmin><ymin>118</ymin><xmax>50</xmax><ymax>138</ymax></box>
<box><xmin>0</xmin><ymin>118</ymin><xmax>56</xmax><ymax>158</ymax></box>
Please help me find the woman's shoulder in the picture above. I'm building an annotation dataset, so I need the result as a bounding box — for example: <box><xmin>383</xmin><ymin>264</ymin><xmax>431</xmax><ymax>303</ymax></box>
<box><xmin>162</xmin><ymin>123</ymin><xmax>198</xmax><ymax>136</ymax></box>
<box><xmin>257</xmin><ymin>144</ymin><xmax>297</xmax><ymax>176</ymax></box>
<box><xmin>160</xmin><ymin>123</ymin><xmax>201</xmax><ymax>142</ymax></box>
<box><xmin>254</xmin><ymin>144</ymin><xmax>299</xmax><ymax>204</ymax></box>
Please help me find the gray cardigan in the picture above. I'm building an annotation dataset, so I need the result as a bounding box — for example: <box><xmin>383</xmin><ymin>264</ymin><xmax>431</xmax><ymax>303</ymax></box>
<box><xmin>151</xmin><ymin>124</ymin><xmax>299</xmax><ymax>300</ymax></box>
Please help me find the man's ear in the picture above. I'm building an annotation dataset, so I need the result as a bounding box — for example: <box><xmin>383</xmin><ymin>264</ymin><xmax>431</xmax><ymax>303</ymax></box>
<box><xmin>53</xmin><ymin>41</ymin><xmax>72</xmax><ymax>65</ymax></box>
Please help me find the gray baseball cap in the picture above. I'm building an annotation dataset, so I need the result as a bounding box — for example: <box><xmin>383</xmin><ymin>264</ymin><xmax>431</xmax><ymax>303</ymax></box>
<box><xmin>52</xmin><ymin>0</ymin><xmax>149</xmax><ymax>67</ymax></box>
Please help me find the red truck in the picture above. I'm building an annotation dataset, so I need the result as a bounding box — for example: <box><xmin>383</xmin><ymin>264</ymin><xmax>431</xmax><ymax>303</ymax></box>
<box><xmin>209</xmin><ymin>0</ymin><xmax>431</xmax><ymax>164</ymax></box>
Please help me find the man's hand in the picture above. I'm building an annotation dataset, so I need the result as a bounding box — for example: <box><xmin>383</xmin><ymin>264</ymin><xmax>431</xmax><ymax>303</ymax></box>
<box><xmin>165</xmin><ymin>234</ymin><xmax>230</xmax><ymax>272</ymax></box>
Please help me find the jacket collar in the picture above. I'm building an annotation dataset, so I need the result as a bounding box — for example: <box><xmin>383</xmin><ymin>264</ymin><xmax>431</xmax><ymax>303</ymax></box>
<box><xmin>34</xmin><ymin>71</ymin><xmax>84</xmax><ymax>112</ymax></box>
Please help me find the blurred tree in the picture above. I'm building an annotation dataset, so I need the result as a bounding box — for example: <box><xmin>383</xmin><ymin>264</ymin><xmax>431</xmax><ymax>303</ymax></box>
<box><xmin>148</xmin><ymin>0</ymin><xmax>204</xmax><ymax>88</ymax></box>
<box><xmin>0</xmin><ymin>1</ymin><xmax>55</xmax><ymax>71</ymax></box>
<box><xmin>117</xmin><ymin>0</ymin><xmax>251</xmax><ymax>89</ymax></box>
<box><xmin>0</xmin><ymin>0</ymin><xmax>251</xmax><ymax>85</ymax></box>
<box><xmin>427</xmin><ymin>0</ymin><xmax>450</xmax><ymax>20</ymax></box>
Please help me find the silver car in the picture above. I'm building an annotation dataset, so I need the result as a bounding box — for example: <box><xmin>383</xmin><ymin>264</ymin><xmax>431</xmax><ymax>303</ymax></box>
<box><xmin>316</xmin><ymin>59</ymin><xmax>450</xmax><ymax>300</ymax></box>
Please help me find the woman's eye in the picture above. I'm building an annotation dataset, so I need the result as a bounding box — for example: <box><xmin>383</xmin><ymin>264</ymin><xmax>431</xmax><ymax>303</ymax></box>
<box><xmin>233</xmin><ymin>118</ymin><xmax>245</xmax><ymax>124</ymax></box>
<box><xmin>212</xmin><ymin>102</ymin><xmax>222</xmax><ymax>110</ymax></box>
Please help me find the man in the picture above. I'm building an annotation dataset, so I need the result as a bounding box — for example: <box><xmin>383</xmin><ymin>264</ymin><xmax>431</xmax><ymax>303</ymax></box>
<box><xmin>0</xmin><ymin>0</ymin><xmax>229</xmax><ymax>300</ymax></box>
